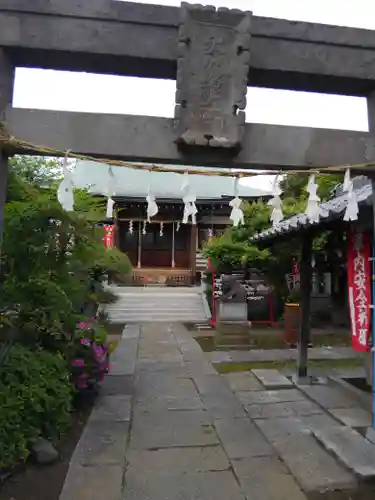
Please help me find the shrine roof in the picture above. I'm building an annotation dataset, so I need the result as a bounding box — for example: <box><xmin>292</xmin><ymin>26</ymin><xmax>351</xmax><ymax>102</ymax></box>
<box><xmin>73</xmin><ymin>160</ymin><xmax>270</xmax><ymax>200</ymax></box>
<box><xmin>252</xmin><ymin>176</ymin><xmax>373</xmax><ymax>243</ymax></box>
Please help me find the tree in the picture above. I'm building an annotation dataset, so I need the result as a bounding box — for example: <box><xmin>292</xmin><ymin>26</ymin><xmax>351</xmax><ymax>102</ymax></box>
<box><xmin>1</xmin><ymin>155</ymin><xmax>131</xmax><ymax>350</ymax></box>
<box><xmin>203</xmin><ymin>172</ymin><xmax>342</xmax><ymax>295</ymax></box>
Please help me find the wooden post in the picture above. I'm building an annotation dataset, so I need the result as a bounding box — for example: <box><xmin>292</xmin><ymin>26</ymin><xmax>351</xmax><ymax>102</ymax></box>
<box><xmin>137</xmin><ymin>222</ymin><xmax>141</xmax><ymax>269</ymax></box>
<box><xmin>0</xmin><ymin>50</ymin><xmax>15</xmax><ymax>248</ymax></box>
<box><xmin>171</xmin><ymin>222</ymin><xmax>175</xmax><ymax>268</ymax></box>
<box><xmin>297</xmin><ymin>233</ymin><xmax>313</xmax><ymax>380</ymax></box>
<box><xmin>190</xmin><ymin>224</ymin><xmax>197</xmax><ymax>283</ymax></box>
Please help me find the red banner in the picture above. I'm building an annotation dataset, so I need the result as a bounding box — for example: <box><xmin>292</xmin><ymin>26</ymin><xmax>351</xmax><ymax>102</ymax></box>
<box><xmin>104</xmin><ymin>225</ymin><xmax>115</xmax><ymax>249</ymax></box>
<box><xmin>347</xmin><ymin>226</ymin><xmax>371</xmax><ymax>352</ymax></box>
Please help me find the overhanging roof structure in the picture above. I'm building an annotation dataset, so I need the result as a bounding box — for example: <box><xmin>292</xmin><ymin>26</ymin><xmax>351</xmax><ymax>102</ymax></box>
<box><xmin>252</xmin><ymin>177</ymin><xmax>373</xmax><ymax>242</ymax></box>
<box><xmin>73</xmin><ymin>160</ymin><xmax>270</xmax><ymax>200</ymax></box>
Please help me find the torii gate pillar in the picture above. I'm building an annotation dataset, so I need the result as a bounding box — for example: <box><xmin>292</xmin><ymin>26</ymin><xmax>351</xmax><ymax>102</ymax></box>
<box><xmin>0</xmin><ymin>50</ymin><xmax>14</xmax><ymax>247</ymax></box>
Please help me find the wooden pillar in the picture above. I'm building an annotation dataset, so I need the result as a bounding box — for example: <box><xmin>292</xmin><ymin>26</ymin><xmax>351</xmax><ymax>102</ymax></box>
<box><xmin>190</xmin><ymin>224</ymin><xmax>197</xmax><ymax>281</ymax></box>
<box><xmin>171</xmin><ymin>222</ymin><xmax>176</xmax><ymax>268</ymax></box>
<box><xmin>297</xmin><ymin>233</ymin><xmax>313</xmax><ymax>380</ymax></box>
<box><xmin>114</xmin><ymin>207</ymin><xmax>120</xmax><ymax>249</ymax></box>
<box><xmin>137</xmin><ymin>222</ymin><xmax>141</xmax><ymax>269</ymax></box>
<box><xmin>0</xmin><ymin>50</ymin><xmax>14</xmax><ymax>248</ymax></box>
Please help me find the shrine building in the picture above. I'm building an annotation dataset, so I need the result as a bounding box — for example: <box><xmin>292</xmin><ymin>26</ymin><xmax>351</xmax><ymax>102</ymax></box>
<box><xmin>74</xmin><ymin>161</ymin><xmax>270</xmax><ymax>284</ymax></box>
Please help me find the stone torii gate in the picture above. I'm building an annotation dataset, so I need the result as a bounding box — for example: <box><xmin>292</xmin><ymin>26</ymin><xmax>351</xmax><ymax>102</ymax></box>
<box><xmin>3</xmin><ymin>3</ymin><xmax>375</xmax><ymax>335</ymax></box>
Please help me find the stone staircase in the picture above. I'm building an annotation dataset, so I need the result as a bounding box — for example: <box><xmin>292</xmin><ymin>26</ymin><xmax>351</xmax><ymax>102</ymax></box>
<box><xmin>104</xmin><ymin>286</ymin><xmax>210</xmax><ymax>323</ymax></box>
<box><xmin>196</xmin><ymin>251</ymin><xmax>208</xmax><ymax>273</ymax></box>
<box><xmin>215</xmin><ymin>322</ymin><xmax>252</xmax><ymax>350</ymax></box>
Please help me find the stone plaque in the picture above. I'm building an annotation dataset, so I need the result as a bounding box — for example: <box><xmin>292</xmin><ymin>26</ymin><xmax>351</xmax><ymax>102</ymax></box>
<box><xmin>175</xmin><ymin>3</ymin><xmax>252</xmax><ymax>149</ymax></box>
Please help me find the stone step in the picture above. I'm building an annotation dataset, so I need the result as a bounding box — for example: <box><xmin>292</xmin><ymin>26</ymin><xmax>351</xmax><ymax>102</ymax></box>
<box><xmin>108</xmin><ymin>311</ymin><xmax>207</xmax><ymax>323</ymax></box>
<box><xmin>252</xmin><ymin>369</ymin><xmax>293</xmax><ymax>389</ymax></box>
<box><xmin>313</xmin><ymin>426</ymin><xmax>375</xmax><ymax>480</ymax></box>
<box><xmin>107</xmin><ymin>305</ymin><xmax>206</xmax><ymax>312</ymax></box>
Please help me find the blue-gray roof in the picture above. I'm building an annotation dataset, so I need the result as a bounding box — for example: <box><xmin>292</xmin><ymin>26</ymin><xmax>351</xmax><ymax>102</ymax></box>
<box><xmin>73</xmin><ymin>160</ymin><xmax>270</xmax><ymax>199</ymax></box>
<box><xmin>253</xmin><ymin>178</ymin><xmax>373</xmax><ymax>242</ymax></box>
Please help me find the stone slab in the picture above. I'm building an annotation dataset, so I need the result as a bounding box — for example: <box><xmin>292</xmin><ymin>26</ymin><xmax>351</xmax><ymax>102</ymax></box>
<box><xmin>90</xmin><ymin>395</ymin><xmax>131</xmax><ymax>423</ymax></box>
<box><xmin>122</xmin><ymin>470</ymin><xmax>246</xmax><ymax>500</ymax></box>
<box><xmin>246</xmin><ymin>402</ymin><xmax>295</xmax><ymax>419</ymax></box>
<box><xmin>269</xmin><ymin>433</ymin><xmax>357</xmax><ymax>495</ymax></box>
<box><xmin>185</xmin><ymin>360</ymin><xmax>219</xmax><ymax>376</ymax></box>
<box><xmin>60</xmin><ymin>464</ymin><xmax>123</xmax><ymax>500</ymax></box>
<box><xmin>245</xmin><ymin>400</ymin><xmax>322</xmax><ymax>420</ymax></box>
<box><xmin>252</xmin><ymin>369</ymin><xmax>293</xmax><ymax>389</ymax></box>
<box><xmin>135</xmin><ymin>374</ymin><xmax>198</xmax><ymax>400</ymax></box>
<box><xmin>299</xmin><ymin>385</ymin><xmax>359</xmax><ymax>410</ymax></box>
<box><xmin>125</xmin><ymin>446</ymin><xmax>230</xmax><ymax>474</ymax></box>
<box><xmin>73</xmin><ymin>421</ymin><xmax>129</xmax><ymax>466</ymax></box>
<box><xmin>330</xmin><ymin>408</ymin><xmax>372</xmax><ymax>428</ymax></box>
<box><xmin>313</xmin><ymin>426</ymin><xmax>375</xmax><ymax>479</ymax></box>
<box><xmin>129</xmin><ymin>410</ymin><xmax>219</xmax><ymax>449</ymax></box>
<box><xmin>199</xmin><ymin>391</ymin><xmax>247</xmax><ymax>419</ymax></box>
<box><xmin>214</xmin><ymin>417</ymin><xmax>274</xmax><ymax>459</ymax></box>
<box><xmin>101</xmin><ymin>374</ymin><xmax>134</xmax><ymax>396</ymax></box>
<box><xmin>237</xmin><ymin>389</ymin><xmax>307</xmax><ymax>406</ymax></box>
<box><xmin>222</xmin><ymin>372</ymin><xmax>264</xmax><ymax>392</ymax></box>
<box><xmin>257</xmin><ymin>415</ymin><xmax>340</xmax><ymax>441</ymax></box>
<box><xmin>192</xmin><ymin>374</ymin><xmax>233</xmax><ymax>396</ymax></box>
<box><xmin>134</xmin><ymin>394</ymin><xmax>204</xmax><ymax>413</ymax></box>
<box><xmin>232</xmin><ymin>456</ymin><xmax>307</xmax><ymax>500</ymax></box>
<box><xmin>110</xmin><ymin>340</ymin><xmax>138</xmax><ymax>376</ymax></box>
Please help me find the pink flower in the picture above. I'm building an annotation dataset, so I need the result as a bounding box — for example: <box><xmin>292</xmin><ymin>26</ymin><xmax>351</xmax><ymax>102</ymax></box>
<box><xmin>80</xmin><ymin>338</ymin><xmax>91</xmax><ymax>346</ymax></box>
<box><xmin>72</xmin><ymin>358</ymin><xmax>85</xmax><ymax>367</ymax></box>
<box><xmin>93</xmin><ymin>345</ymin><xmax>104</xmax><ymax>360</ymax></box>
<box><xmin>77</xmin><ymin>321</ymin><xmax>90</xmax><ymax>330</ymax></box>
<box><xmin>76</xmin><ymin>379</ymin><xmax>88</xmax><ymax>389</ymax></box>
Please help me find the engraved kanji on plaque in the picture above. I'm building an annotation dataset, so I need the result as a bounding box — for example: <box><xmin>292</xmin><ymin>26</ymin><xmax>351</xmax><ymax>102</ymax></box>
<box><xmin>174</xmin><ymin>3</ymin><xmax>252</xmax><ymax>150</ymax></box>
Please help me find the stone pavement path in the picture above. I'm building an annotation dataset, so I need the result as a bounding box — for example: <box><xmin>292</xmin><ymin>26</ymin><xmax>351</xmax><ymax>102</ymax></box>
<box><xmin>60</xmin><ymin>323</ymin><xmax>371</xmax><ymax>500</ymax></box>
<box><xmin>208</xmin><ymin>346</ymin><xmax>362</xmax><ymax>365</ymax></box>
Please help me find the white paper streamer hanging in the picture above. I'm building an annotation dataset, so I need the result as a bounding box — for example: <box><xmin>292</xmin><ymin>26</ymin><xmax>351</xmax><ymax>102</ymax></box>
<box><xmin>343</xmin><ymin>168</ymin><xmax>359</xmax><ymax>221</ymax></box>
<box><xmin>128</xmin><ymin>220</ymin><xmax>133</xmax><ymax>234</ymax></box>
<box><xmin>267</xmin><ymin>175</ymin><xmax>283</xmax><ymax>226</ymax></box>
<box><xmin>176</xmin><ymin>221</ymin><xmax>180</xmax><ymax>232</ymax></box>
<box><xmin>159</xmin><ymin>222</ymin><xmax>164</xmax><ymax>236</ymax></box>
<box><xmin>146</xmin><ymin>171</ymin><xmax>158</xmax><ymax>222</ymax></box>
<box><xmin>142</xmin><ymin>221</ymin><xmax>147</xmax><ymax>235</ymax></box>
<box><xmin>229</xmin><ymin>177</ymin><xmax>244</xmax><ymax>227</ymax></box>
<box><xmin>105</xmin><ymin>167</ymin><xmax>116</xmax><ymax>218</ymax></box>
<box><xmin>57</xmin><ymin>153</ymin><xmax>74</xmax><ymax>212</ymax></box>
<box><xmin>305</xmin><ymin>174</ymin><xmax>320</xmax><ymax>223</ymax></box>
<box><xmin>181</xmin><ymin>172</ymin><xmax>197</xmax><ymax>224</ymax></box>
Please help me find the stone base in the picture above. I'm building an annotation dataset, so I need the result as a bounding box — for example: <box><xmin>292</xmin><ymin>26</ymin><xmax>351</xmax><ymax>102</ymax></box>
<box><xmin>292</xmin><ymin>374</ymin><xmax>327</xmax><ymax>386</ymax></box>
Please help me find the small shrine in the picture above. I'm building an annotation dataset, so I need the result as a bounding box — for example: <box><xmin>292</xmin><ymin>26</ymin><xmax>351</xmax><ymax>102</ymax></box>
<box><xmin>73</xmin><ymin>160</ymin><xmax>269</xmax><ymax>284</ymax></box>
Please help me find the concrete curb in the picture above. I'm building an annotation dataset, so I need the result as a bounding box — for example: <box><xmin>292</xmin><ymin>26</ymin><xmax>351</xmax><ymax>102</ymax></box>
<box><xmin>59</xmin><ymin>325</ymin><xmax>140</xmax><ymax>500</ymax></box>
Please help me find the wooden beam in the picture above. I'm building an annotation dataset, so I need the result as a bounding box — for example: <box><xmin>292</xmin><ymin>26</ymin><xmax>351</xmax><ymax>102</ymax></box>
<box><xmin>4</xmin><ymin>107</ymin><xmax>375</xmax><ymax>170</ymax></box>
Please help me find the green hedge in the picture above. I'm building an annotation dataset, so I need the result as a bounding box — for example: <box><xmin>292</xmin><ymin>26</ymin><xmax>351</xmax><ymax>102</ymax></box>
<box><xmin>0</xmin><ymin>345</ymin><xmax>73</xmax><ymax>470</ymax></box>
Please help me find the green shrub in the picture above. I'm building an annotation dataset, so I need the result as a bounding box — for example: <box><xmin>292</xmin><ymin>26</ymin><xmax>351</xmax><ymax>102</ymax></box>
<box><xmin>0</xmin><ymin>344</ymin><xmax>73</xmax><ymax>470</ymax></box>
